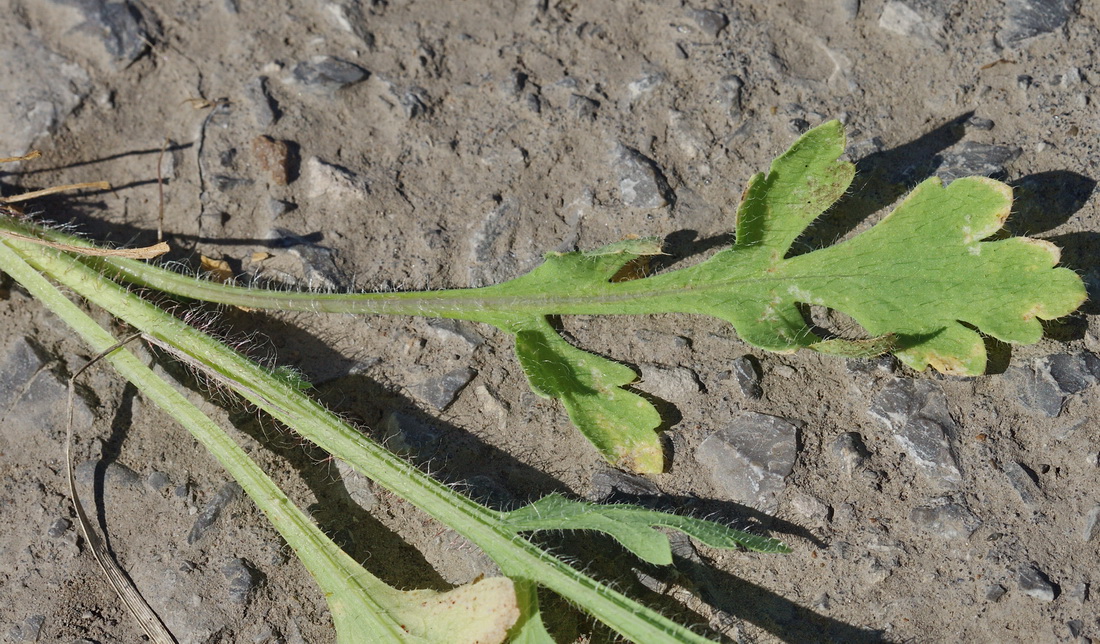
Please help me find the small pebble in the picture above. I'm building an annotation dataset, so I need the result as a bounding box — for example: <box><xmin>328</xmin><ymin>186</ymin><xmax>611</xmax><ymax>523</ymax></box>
<box><xmin>292</xmin><ymin>56</ymin><xmax>369</xmax><ymax>90</ymax></box>
<box><xmin>1081</xmin><ymin>506</ymin><xmax>1100</xmax><ymax>542</ymax></box>
<box><xmin>696</xmin><ymin>412</ymin><xmax>799</xmax><ymax>512</ymax></box>
<box><xmin>612</xmin><ymin>144</ymin><xmax>675</xmax><ymax>208</ymax></box>
<box><xmin>910</xmin><ymin>500</ymin><xmax>981</xmax><ymax>538</ymax></box>
<box><xmin>222</xmin><ymin>558</ymin><xmax>264</xmax><ymax>603</ymax></box>
<box><xmin>832</xmin><ymin>432</ymin><xmax>871</xmax><ymax>475</ymax></box>
<box><xmin>686</xmin><ymin>8</ymin><xmax>729</xmax><ymax>38</ymax></box>
<box><xmin>1000</xmin><ymin>461</ymin><xmax>1043</xmax><ymax>508</ymax></box>
<box><xmin>1018</xmin><ymin>564</ymin><xmax>1058</xmax><ymax>602</ymax></box>
<box><xmin>637</xmin><ymin>364</ymin><xmax>701</xmax><ymax>403</ymax></box>
<box><xmin>998</xmin><ymin>0</ymin><xmax>1074</xmax><ymax>46</ymax></box>
<box><xmin>47</xmin><ymin>517</ymin><xmax>72</xmax><ymax>538</ymax></box>
<box><xmin>569</xmin><ymin>94</ymin><xmax>600</xmax><ymax>120</ymax></box>
<box><xmin>408</xmin><ymin>367</ymin><xmax>476</xmax><ymax>411</ymax></box>
<box><xmin>244</xmin><ymin>76</ymin><xmax>280</xmax><ymax>126</ymax></box>
<box><xmin>188</xmin><ymin>481</ymin><xmax>242</xmax><ymax>544</ymax></box>
<box><xmin>868</xmin><ymin>378</ymin><xmax>962</xmax><ymax>487</ymax></box>
<box><xmin>731</xmin><ymin>355</ymin><xmax>763</xmax><ymax>399</ymax></box>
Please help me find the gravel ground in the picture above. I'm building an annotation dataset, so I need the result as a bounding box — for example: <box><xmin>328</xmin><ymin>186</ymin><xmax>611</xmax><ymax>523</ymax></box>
<box><xmin>2</xmin><ymin>1</ymin><xmax>1099</xmax><ymax>642</ymax></box>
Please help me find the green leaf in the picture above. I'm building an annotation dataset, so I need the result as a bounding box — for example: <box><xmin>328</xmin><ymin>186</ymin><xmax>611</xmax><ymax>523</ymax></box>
<box><xmin>512</xmin><ymin>317</ymin><xmax>664</xmax><ymax>473</ymax></box>
<box><xmin>503</xmin><ymin>493</ymin><xmax>790</xmax><ymax>566</ymax></box>
<box><xmin>681</xmin><ymin>121</ymin><xmax>1085</xmax><ymax>373</ymax></box>
<box><xmin>27</xmin><ymin>120</ymin><xmax>1086</xmax><ymax>468</ymax></box>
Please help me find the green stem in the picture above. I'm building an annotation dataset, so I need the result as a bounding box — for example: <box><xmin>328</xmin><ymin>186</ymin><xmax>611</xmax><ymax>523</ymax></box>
<box><xmin>3</xmin><ymin>234</ymin><xmax>725</xmax><ymax>643</ymax></box>
<box><xmin>0</xmin><ymin>241</ymin><xmax>409</xmax><ymax>642</ymax></box>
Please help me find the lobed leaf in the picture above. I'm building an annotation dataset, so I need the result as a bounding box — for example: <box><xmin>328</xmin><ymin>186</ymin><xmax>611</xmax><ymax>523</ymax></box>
<box><xmin>503</xmin><ymin>493</ymin><xmax>790</xmax><ymax>566</ymax></box>
<box><xmin>689</xmin><ymin>121</ymin><xmax>1085</xmax><ymax>374</ymax></box>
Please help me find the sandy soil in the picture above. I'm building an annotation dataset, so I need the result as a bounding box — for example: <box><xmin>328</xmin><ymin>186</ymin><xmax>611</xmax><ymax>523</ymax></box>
<box><xmin>2</xmin><ymin>1</ymin><xmax>1099</xmax><ymax>642</ymax></box>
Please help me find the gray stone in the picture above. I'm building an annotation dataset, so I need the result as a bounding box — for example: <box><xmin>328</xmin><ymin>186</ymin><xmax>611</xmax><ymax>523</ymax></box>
<box><xmin>998</xmin><ymin>0</ymin><xmax>1075</xmax><ymax>46</ymax></box>
<box><xmin>267</xmin><ymin>228</ymin><xmax>350</xmax><ymax>291</ymax></box>
<box><xmin>985</xmin><ymin>584</ymin><xmax>1007</xmax><ymax>602</ymax></box>
<box><xmin>1000</xmin><ymin>461</ymin><xmax>1043</xmax><ymax>508</ymax></box>
<box><xmin>1045</xmin><ymin>353</ymin><xmax>1100</xmax><ymax>394</ymax></box>
<box><xmin>75</xmin><ymin>460</ymin><xmax>143</xmax><ymax>492</ymax></box>
<box><xmin>910</xmin><ymin>500</ymin><xmax>980</xmax><ymax>539</ymax></box>
<box><xmin>868</xmin><ymin>378</ymin><xmax>962</xmax><ymax>486</ymax></box>
<box><xmin>788</xmin><ymin>118</ymin><xmax>811</xmax><ymax>134</ymax></box>
<box><xmin>334</xmin><ymin>458</ymin><xmax>378</xmax><ymax>511</ymax></box>
<box><xmin>569</xmin><ymin>94</ymin><xmax>600</xmax><ymax>120</ymax></box>
<box><xmin>686</xmin><ymin>9</ymin><xmax>729</xmax><ymax>38</ymax></box>
<box><xmin>145</xmin><ymin>470</ymin><xmax>172</xmax><ymax>492</ymax></box>
<box><xmin>398</xmin><ymin>86</ymin><xmax>432</xmax><ymax>119</ymax></box>
<box><xmin>303</xmin><ymin>156</ymin><xmax>369</xmax><ymax>202</ymax></box>
<box><xmin>55</xmin><ymin>0</ymin><xmax>153</xmax><ymax>66</ymax></box>
<box><xmin>731</xmin><ymin>355</ymin><xmax>763</xmax><ymax>399</ymax></box>
<box><xmin>222</xmin><ymin>557</ymin><xmax>264</xmax><ymax>603</ymax></box>
<box><xmin>627</xmin><ymin>73</ymin><xmax>663</xmax><ymax>100</ymax></box>
<box><xmin>7</xmin><ymin>615</ymin><xmax>45</xmax><ymax>642</ymax></box>
<box><xmin>613</xmin><ymin>144</ymin><xmax>675</xmax><ymax>209</ymax></box>
<box><xmin>408</xmin><ymin>367</ymin><xmax>476</xmax><ymax>411</ymax></box>
<box><xmin>0</xmin><ymin>28</ymin><xmax>91</xmax><ymax>156</ymax></box>
<box><xmin>292</xmin><ymin>56</ymin><xmax>369</xmax><ymax>90</ymax></box>
<box><xmin>47</xmin><ymin>517</ymin><xmax>72</xmax><ymax>538</ymax></box>
<box><xmin>934</xmin><ymin>142</ymin><xmax>1021</xmax><ymax>180</ymax></box>
<box><xmin>695</xmin><ymin>412</ymin><xmax>799</xmax><ymax>513</ymax></box>
<box><xmin>379</xmin><ymin>410</ymin><xmax>441</xmax><ymax>454</ymax></box>
<box><xmin>832</xmin><ymin>432</ymin><xmax>871</xmax><ymax>475</ymax></box>
<box><xmin>878</xmin><ymin>1</ymin><xmax>944</xmax><ymax>44</ymax></box>
<box><xmin>1018</xmin><ymin>564</ymin><xmax>1058</xmax><ymax>601</ymax></box>
<box><xmin>717</xmin><ymin>75</ymin><xmax>744</xmax><ymax>117</ymax></box>
<box><xmin>244</xmin><ymin>76</ymin><xmax>280</xmax><ymax>127</ymax></box>
<box><xmin>637</xmin><ymin>364</ymin><xmax>701</xmax><ymax>403</ymax></box>
<box><xmin>1006</xmin><ymin>353</ymin><xmax>1100</xmax><ymax>417</ymax></box>
<box><xmin>426</xmin><ymin>319</ymin><xmax>485</xmax><ymax>348</ymax></box>
<box><xmin>1066</xmin><ymin>582</ymin><xmax>1089</xmax><ymax>603</ymax></box>
<box><xmin>589</xmin><ymin>468</ymin><xmax>660</xmax><ymax>501</ymax></box>
<box><xmin>966</xmin><ymin>115</ymin><xmax>995</xmax><ymax>130</ymax></box>
<box><xmin>1082</xmin><ymin>506</ymin><xmax>1100</xmax><ymax>543</ymax></box>
<box><xmin>188</xmin><ymin>481</ymin><xmax>242</xmax><ymax>544</ymax></box>
<box><xmin>468</xmin><ymin>197</ymin><xmax>539</xmax><ymax>286</ymax></box>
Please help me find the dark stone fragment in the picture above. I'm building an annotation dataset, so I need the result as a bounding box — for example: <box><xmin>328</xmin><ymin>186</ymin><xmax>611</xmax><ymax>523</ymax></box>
<box><xmin>222</xmin><ymin>558</ymin><xmax>264</xmax><ymax>603</ymax></box>
<box><xmin>1005</xmin><ymin>353</ymin><xmax>1099</xmax><ymax>417</ymax></box>
<box><xmin>613</xmin><ymin>144</ymin><xmax>675</xmax><ymax>208</ymax></box>
<box><xmin>934</xmin><ymin>141</ymin><xmax>1021</xmax><ymax>180</ymax></box>
<box><xmin>731</xmin><ymin>355</ymin><xmax>763</xmax><ymax>399</ymax></box>
<box><xmin>910</xmin><ymin>499</ymin><xmax>980</xmax><ymax>538</ymax></box>
<box><xmin>379</xmin><ymin>410</ymin><xmax>442</xmax><ymax>454</ymax></box>
<box><xmin>686</xmin><ymin>8</ymin><xmax>729</xmax><ymax>38</ymax></box>
<box><xmin>998</xmin><ymin>0</ymin><xmax>1075</xmax><ymax>46</ymax></box>
<box><xmin>62</xmin><ymin>0</ymin><xmax>153</xmax><ymax>65</ymax></box>
<box><xmin>590</xmin><ymin>469</ymin><xmax>660</xmax><ymax>502</ymax></box>
<box><xmin>293</xmin><ymin>56</ymin><xmax>369</xmax><ymax>89</ymax></box>
<box><xmin>188</xmin><ymin>481</ymin><xmax>242</xmax><ymax>544</ymax></box>
<box><xmin>244</xmin><ymin>76</ymin><xmax>280</xmax><ymax>126</ymax></box>
<box><xmin>1000</xmin><ymin>460</ymin><xmax>1043</xmax><ymax>507</ymax></box>
<box><xmin>696</xmin><ymin>412</ymin><xmax>799</xmax><ymax>512</ymax></box>
<box><xmin>788</xmin><ymin>118</ymin><xmax>811</xmax><ymax>134</ymax></box>
<box><xmin>868</xmin><ymin>378</ymin><xmax>961</xmax><ymax>486</ymax></box>
<box><xmin>409</xmin><ymin>368</ymin><xmax>476</xmax><ymax>411</ymax></box>
<box><xmin>832</xmin><ymin>432</ymin><xmax>871</xmax><ymax>475</ymax></box>
<box><xmin>211</xmin><ymin>174</ymin><xmax>253</xmax><ymax>191</ymax></box>
<box><xmin>966</xmin><ymin>115</ymin><xmax>995</xmax><ymax>130</ymax></box>
<box><xmin>569</xmin><ymin>94</ymin><xmax>600</xmax><ymax>120</ymax></box>
<box><xmin>48</xmin><ymin>517</ymin><xmax>72</xmax><ymax>538</ymax></box>
<box><xmin>1018</xmin><ymin>564</ymin><xmax>1058</xmax><ymax>601</ymax></box>
<box><xmin>400</xmin><ymin>87</ymin><xmax>431</xmax><ymax>118</ymax></box>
